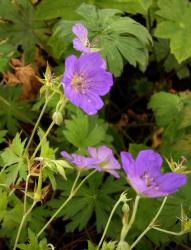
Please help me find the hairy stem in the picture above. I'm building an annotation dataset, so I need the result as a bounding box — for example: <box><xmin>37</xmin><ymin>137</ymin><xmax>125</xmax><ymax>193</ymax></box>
<box><xmin>152</xmin><ymin>226</ymin><xmax>184</xmax><ymax>236</ymax></box>
<box><xmin>30</xmin><ymin>120</ymin><xmax>55</xmax><ymax>160</ymax></box>
<box><xmin>130</xmin><ymin>196</ymin><xmax>168</xmax><ymax>250</ymax></box>
<box><xmin>37</xmin><ymin>170</ymin><xmax>96</xmax><ymax>238</ymax></box>
<box><xmin>25</xmin><ymin>97</ymin><xmax>50</xmax><ymax>154</ymax></box>
<box><xmin>13</xmin><ymin>201</ymin><xmax>36</xmax><ymax>250</ymax></box>
<box><xmin>97</xmin><ymin>192</ymin><xmax>127</xmax><ymax>250</ymax></box>
<box><xmin>120</xmin><ymin>195</ymin><xmax>140</xmax><ymax>242</ymax></box>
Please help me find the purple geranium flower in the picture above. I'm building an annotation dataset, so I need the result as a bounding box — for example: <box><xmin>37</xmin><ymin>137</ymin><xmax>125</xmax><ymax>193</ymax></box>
<box><xmin>62</xmin><ymin>52</ymin><xmax>113</xmax><ymax>115</ymax></box>
<box><xmin>88</xmin><ymin>145</ymin><xmax>121</xmax><ymax>178</ymax></box>
<box><xmin>72</xmin><ymin>23</ymin><xmax>90</xmax><ymax>53</ymax></box>
<box><xmin>61</xmin><ymin>151</ymin><xmax>100</xmax><ymax>171</ymax></box>
<box><xmin>121</xmin><ymin>150</ymin><xmax>187</xmax><ymax>198</ymax></box>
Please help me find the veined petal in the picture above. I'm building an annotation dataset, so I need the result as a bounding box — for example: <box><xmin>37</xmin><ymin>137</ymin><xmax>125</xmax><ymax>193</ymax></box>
<box><xmin>121</xmin><ymin>151</ymin><xmax>136</xmax><ymax>177</ymax></box>
<box><xmin>85</xmin><ymin>69</ymin><xmax>113</xmax><ymax>96</ymax></box>
<box><xmin>135</xmin><ymin>150</ymin><xmax>162</xmax><ymax>177</ymax></box>
<box><xmin>73</xmin><ymin>38</ymin><xmax>90</xmax><ymax>53</ymax></box>
<box><xmin>157</xmin><ymin>173</ymin><xmax>187</xmax><ymax>194</ymax></box>
<box><xmin>78</xmin><ymin>53</ymin><xmax>106</xmax><ymax>73</ymax></box>
<box><xmin>72</xmin><ymin>23</ymin><xmax>88</xmax><ymax>46</ymax></box>
<box><xmin>79</xmin><ymin>92</ymin><xmax>104</xmax><ymax>115</ymax></box>
<box><xmin>62</xmin><ymin>55</ymin><xmax>77</xmax><ymax>81</ymax></box>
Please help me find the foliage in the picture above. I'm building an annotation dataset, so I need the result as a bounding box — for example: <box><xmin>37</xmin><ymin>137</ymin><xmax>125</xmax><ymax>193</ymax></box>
<box><xmin>149</xmin><ymin>91</ymin><xmax>191</xmax><ymax>157</ymax></box>
<box><xmin>1</xmin><ymin>133</ymin><xmax>27</xmax><ymax>185</ymax></box>
<box><xmin>0</xmin><ymin>0</ymin><xmax>49</xmax><ymax>64</ymax></box>
<box><xmin>155</xmin><ymin>0</ymin><xmax>191</xmax><ymax>63</ymax></box>
<box><xmin>63</xmin><ymin>109</ymin><xmax>112</xmax><ymax>151</ymax></box>
<box><xmin>0</xmin><ymin>85</ymin><xmax>35</xmax><ymax>135</ymax></box>
<box><xmin>48</xmin><ymin>3</ymin><xmax>152</xmax><ymax>76</ymax></box>
<box><xmin>47</xmin><ymin>173</ymin><xmax>127</xmax><ymax>235</ymax></box>
<box><xmin>1</xmin><ymin>0</ymin><xmax>191</xmax><ymax>250</ymax></box>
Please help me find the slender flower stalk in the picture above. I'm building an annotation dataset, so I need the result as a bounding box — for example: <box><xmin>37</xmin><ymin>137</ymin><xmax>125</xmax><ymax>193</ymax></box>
<box><xmin>119</xmin><ymin>195</ymin><xmax>140</xmax><ymax>242</ymax></box>
<box><xmin>30</xmin><ymin>98</ymin><xmax>67</xmax><ymax>161</ymax></box>
<box><xmin>97</xmin><ymin>192</ymin><xmax>127</xmax><ymax>250</ymax></box>
<box><xmin>152</xmin><ymin>226</ymin><xmax>184</xmax><ymax>236</ymax></box>
<box><xmin>30</xmin><ymin>120</ymin><xmax>55</xmax><ymax>160</ymax></box>
<box><xmin>24</xmin><ymin>174</ymin><xmax>31</xmax><ymax>214</ymax></box>
<box><xmin>13</xmin><ymin>201</ymin><xmax>37</xmax><ymax>250</ymax></box>
<box><xmin>24</xmin><ymin>100</ymin><xmax>48</xmax><ymax>154</ymax></box>
<box><xmin>130</xmin><ymin>196</ymin><xmax>168</xmax><ymax>250</ymax></box>
<box><xmin>37</xmin><ymin>170</ymin><xmax>96</xmax><ymax>237</ymax></box>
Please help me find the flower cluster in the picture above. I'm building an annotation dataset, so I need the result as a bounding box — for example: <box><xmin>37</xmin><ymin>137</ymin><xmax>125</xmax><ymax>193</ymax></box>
<box><xmin>61</xmin><ymin>148</ymin><xmax>187</xmax><ymax>198</ymax></box>
<box><xmin>62</xmin><ymin>23</ymin><xmax>112</xmax><ymax>115</ymax></box>
<box><xmin>61</xmin><ymin>23</ymin><xmax>187</xmax><ymax>199</ymax></box>
<box><xmin>61</xmin><ymin>145</ymin><xmax>120</xmax><ymax>178</ymax></box>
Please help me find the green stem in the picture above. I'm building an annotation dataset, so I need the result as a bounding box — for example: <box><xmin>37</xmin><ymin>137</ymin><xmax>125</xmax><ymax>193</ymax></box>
<box><xmin>97</xmin><ymin>194</ymin><xmax>125</xmax><ymax>250</ymax></box>
<box><xmin>30</xmin><ymin>120</ymin><xmax>55</xmax><ymax>160</ymax></box>
<box><xmin>37</xmin><ymin>170</ymin><xmax>96</xmax><ymax>238</ymax></box>
<box><xmin>30</xmin><ymin>98</ymin><xmax>67</xmax><ymax>161</ymax></box>
<box><xmin>152</xmin><ymin>227</ymin><xmax>184</xmax><ymax>236</ymax></box>
<box><xmin>13</xmin><ymin>201</ymin><xmax>36</xmax><ymax>250</ymax></box>
<box><xmin>24</xmin><ymin>174</ymin><xmax>31</xmax><ymax>213</ymax></box>
<box><xmin>120</xmin><ymin>195</ymin><xmax>140</xmax><ymax>242</ymax></box>
<box><xmin>25</xmin><ymin>97</ymin><xmax>50</xmax><ymax>154</ymax></box>
<box><xmin>130</xmin><ymin>196</ymin><xmax>168</xmax><ymax>250</ymax></box>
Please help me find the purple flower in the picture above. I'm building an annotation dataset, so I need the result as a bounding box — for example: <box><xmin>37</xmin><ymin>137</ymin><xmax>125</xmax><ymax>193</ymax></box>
<box><xmin>88</xmin><ymin>146</ymin><xmax>121</xmax><ymax>178</ymax></box>
<box><xmin>61</xmin><ymin>151</ymin><xmax>100</xmax><ymax>171</ymax></box>
<box><xmin>72</xmin><ymin>23</ymin><xmax>90</xmax><ymax>53</ymax></box>
<box><xmin>121</xmin><ymin>150</ymin><xmax>187</xmax><ymax>198</ymax></box>
<box><xmin>62</xmin><ymin>52</ymin><xmax>113</xmax><ymax>115</ymax></box>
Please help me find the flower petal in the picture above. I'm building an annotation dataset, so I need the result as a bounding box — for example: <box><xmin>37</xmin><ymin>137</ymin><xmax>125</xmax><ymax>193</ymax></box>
<box><xmin>85</xmin><ymin>69</ymin><xmax>113</xmax><ymax>96</ymax></box>
<box><xmin>157</xmin><ymin>173</ymin><xmax>187</xmax><ymax>194</ymax></box>
<box><xmin>121</xmin><ymin>151</ymin><xmax>136</xmax><ymax>177</ymax></box>
<box><xmin>72</xmin><ymin>23</ymin><xmax>88</xmax><ymax>46</ymax></box>
<box><xmin>62</xmin><ymin>55</ymin><xmax>78</xmax><ymax>85</ymax></box>
<box><xmin>135</xmin><ymin>150</ymin><xmax>162</xmax><ymax>177</ymax></box>
<box><xmin>78</xmin><ymin>53</ymin><xmax>106</xmax><ymax>73</ymax></box>
<box><xmin>79</xmin><ymin>92</ymin><xmax>104</xmax><ymax>115</ymax></box>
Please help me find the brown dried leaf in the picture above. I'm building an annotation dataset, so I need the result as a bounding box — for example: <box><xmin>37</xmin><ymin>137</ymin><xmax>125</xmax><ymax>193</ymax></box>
<box><xmin>152</xmin><ymin>127</ymin><xmax>164</xmax><ymax>149</ymax></box>
<box><xmin>3</xmin><ymin>58</ymin><xmax>41</xmax><ymax>99</ymax></box>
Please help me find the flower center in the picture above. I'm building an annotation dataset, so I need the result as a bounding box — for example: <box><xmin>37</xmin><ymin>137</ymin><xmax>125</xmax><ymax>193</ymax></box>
<box><xmin>71</xmin><ymin>74</ymin><xmax>86</xmax><ymax>93</ymax></box>
<box><xmin>141</xmin><ymin>172</ymin><xmax>159</xmax><ymax>191</ymax></box>
<box><xmin>72</xmin><ymin>75</ymin><xmax>83</xmax><ymax>86</ymax></box>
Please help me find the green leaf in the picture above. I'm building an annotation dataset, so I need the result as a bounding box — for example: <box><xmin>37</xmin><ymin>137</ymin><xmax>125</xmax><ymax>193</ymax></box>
<box><xmin>35</xmin><ymin>0</ymin><xmax>83</xmax><ymax>20</ymax></box>
<box><xmin>48</xmin><ymin>173</ymin><xmax>126</xmax><ymax>234</ymax></box>
<box><xmin>116</xmin><ymin>0</ymin><xmax>152</xmax><ymax>16</ymax></box>
<box><xmin>0</xmin><ymin>0</ymin><xmax>48</xmax><ymax>63</ymax></box>
<box><xmin>35</xmin><ymin>0</ymin><xmax>152</xmax><ymax>20</ymax></box>
<box><xmin>0</xmin><ymin>42</ymin><xmax>16</xmax><ymax>72</ymax></box>
<box><xmin>88</xmin><ymin>241</ymin><xmax>97</xmax><ymax>250</ymax></box>
<box><xmin>18</xmin><ymin>228</ymin><xmax>49</xmax><ymax>250</ymax></box>
<box><xmin>63</xmin><ymin>109</ymin><xmax>112</xmax><ymax>149</ymax></box>
<box><xmin>0</xmin><ymin>85</ymin><xmax>35</xmax><ymax>135</ymax></box>
<box><xmin>155</xmin><ymin>0</ymin><xmax>191</xmax><ymax>63</ymax></box>
<box><xmin>49</xmin><ymin>3</ymin><xmax>152</xmax><ymax>76</ymax></box>
<box><xmin>1</xmin><ymin>133</ymin><xmax>27</xmax><ymax>185</ymax></box>
<box><xmin>148</xmin><ymin>92</ymin><xmax>182</xmax><ymax>127</ymax></box>
<box><xmin>37</xmin><ymin>128</ymin><xmax>56</xmax><ymax>159</ymax></box>
<box><xmin>0</xmin><ymin>130</ymin><xmax>7</xmax><ymax>144</ymax></box>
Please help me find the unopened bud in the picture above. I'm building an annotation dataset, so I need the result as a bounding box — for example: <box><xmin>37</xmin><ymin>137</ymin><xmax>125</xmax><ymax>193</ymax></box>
<box><xmin>52</xmin><ymin>111</ymin><xmax>63</xmax><ymax>125</ymax></box>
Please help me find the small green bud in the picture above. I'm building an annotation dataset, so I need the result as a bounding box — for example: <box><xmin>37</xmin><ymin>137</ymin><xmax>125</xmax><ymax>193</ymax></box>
<box><xmin>52</xmin><ymin>111</ymin><xmax>63</xmax><ymax>125</ymax></box>
<box><xmin>122</xmin><ymin>203</ymin><xmax>130</xmax><ymax>214</ymax></box>
<box><xmin>116</xmin><ymin>241</ymin><xmax>130</xmax><ymax>250</ymax></box>
<box><xmin>34</xmin><ymin>191</ymin><xmax>42</xmax><ymax>202</ymax></box>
